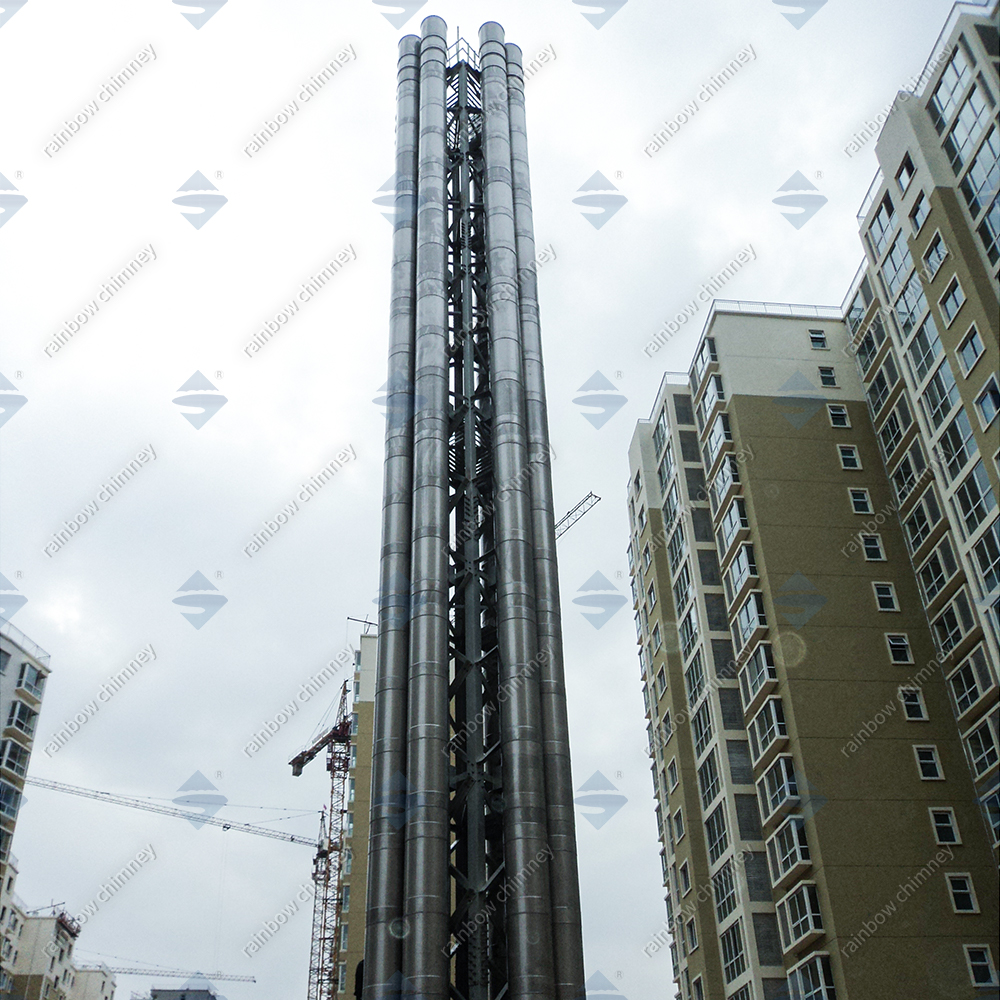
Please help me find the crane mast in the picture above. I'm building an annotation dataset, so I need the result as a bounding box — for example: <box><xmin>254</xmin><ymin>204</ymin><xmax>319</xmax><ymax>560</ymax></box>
<box><xmin>290</xmin><ymin>680</ymin><xmax>353</xmax><ymax>1000</ymax></box>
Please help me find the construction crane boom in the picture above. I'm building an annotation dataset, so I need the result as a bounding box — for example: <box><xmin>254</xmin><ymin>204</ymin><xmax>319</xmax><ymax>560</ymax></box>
<box><xmin>554</xmin><ymin>491</ymin><xmax>601</xmax><ymax>538</ymax></box>
<box><xmin>104</xmin><ymin>968</ymin><xmax>255</xmax><ymax>982</ymax></box>
<box><xmin>24</xmin><ymin>777</ymin><xmax>316</xmax><ymax>847</ymax></box>
<box><xmin>290</xmin><ymin>680</ymin><xmax>353</xmax><ymax>1000</ymax></box>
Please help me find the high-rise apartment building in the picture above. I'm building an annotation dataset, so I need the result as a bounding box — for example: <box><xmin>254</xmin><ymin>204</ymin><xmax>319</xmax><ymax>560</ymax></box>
<box><xmin>0</xmin><ymin>621</ymin><xmax>49</xmax><ymax>885</ymax></box>
<box><xmin>629</xmin><ymin>307</ymin><xmax>997</xmax><ymax>1000</ymax></box>
<box><xmin>627</xmin><ymin>6</ymin><xmax>998</xmax><ymax>997</ymax></box>
<box><xmin>340</xmin><ymin>633</ymin><xmax>375</xmax><ymax>997</ymax></box>
<box><xmin>844</xmin><ymin>0</ymin><xmax>998</xmax><ymax>854</ymax></box>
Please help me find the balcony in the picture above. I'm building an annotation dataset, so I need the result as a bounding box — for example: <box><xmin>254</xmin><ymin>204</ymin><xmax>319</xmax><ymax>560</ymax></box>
<box><xmin>733</xmin><ymin>592</ymin><xmax>768</xmax><ymax>658</ymax></box>
<box><xmin>749</xmin><ymin>696</ymin><xmax>789</xmax><ymax>771</ymax></box>
<box><xmin>739</xmin><ymin>643</ymin><xmax>778</xmax><ymax>716</ymax></box>
<box><xmin>767</xmin><ymin>815</ymin><xmax>812</xmax><ymax>891</ymax></box>
<box><xmin>777</xmin><ymin>882</ymin><xmax>825</xmax><ymax>955</ymax></box>
<box><xmin>757</xmin><ymin>754</ymin><xmax>800</xmax><ymax>830</ymax></box>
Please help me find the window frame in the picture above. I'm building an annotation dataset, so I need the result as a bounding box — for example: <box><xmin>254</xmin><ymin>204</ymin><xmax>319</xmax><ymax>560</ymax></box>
<box><xmin>913</xmin><ymin>744</ymin><xmax>944</xmax><ymax>780</ymax></box>
<box><xmin>839</xmin><ymin>444</ymin><xmax>862</xmax><ymax>470</ymax></box>
<box><xmin>930</xmin><ymin>807</ymin><xmax>961</xmax><ymax>845</ymax></box>
<box><xmin>817</xmin><ymin>365</ymin><xmax>838</xmax><ymax>387</ymax></box>
<box><xmin>872</xmin><ymin>581</ymin><xmax>900</xmax><ymax>612</ymax></box>
<box><xmin>945</xmin><ymin>872</ymin><xmax>979</xmax><ymax>913</ymax></box>
<box><xmin>900</xmin><ymin>686</ymin><xmax>929</xmax><ymax>721</ymax></box>
<box><xmin>809</xmin><ymin>329</ymin><xmax>828</xmax><ymax>350</ymax></box>
<box><xmin>827</xmin><ymin>403</ymin><xmax>850</xmax><ymax>428</ymax></box>
<box><xmin>849</xmin><ymin>488</ymin><xmax>873</xmax><ymax>514</ymax></box>
<box><xmin>886</xmin><ymin>633</ymin><xmax>913</xmax><ymax>664</ymax></box>
<box><xmin>964</xmin><ymin>945</ymin><xmax>998</xmax><ymax>986</ymax></box>
<box><xmin>862</xmin><ymin>533</ymin><xmax>885</xmax><ymax>561</ymax></box>
<box><xmin>938</xmin><ymin>276</ymin><xmax>966</xmax><ymax>326</ymax></box>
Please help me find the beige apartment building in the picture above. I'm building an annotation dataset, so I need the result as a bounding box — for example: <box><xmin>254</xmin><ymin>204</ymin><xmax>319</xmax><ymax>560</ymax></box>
<box><xmin>628</xmin><ymin>308</ymin><xmax>998</xmax><ymax>999</ymax></box>
<box><xmin>845</xmin><ymin>0</ymin><xmax>999</xmax><ymax>860</ymax></box>
<box><xmin>338</xmin><ymin>632</ymin><xmax>375</xmax><ymax>996</ymax></box>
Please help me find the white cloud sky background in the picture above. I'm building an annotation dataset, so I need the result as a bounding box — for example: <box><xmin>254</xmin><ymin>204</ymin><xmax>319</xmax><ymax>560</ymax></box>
<box><xmin>0</xmin><ymin>0</ymin><xmax>964</xmax><ymax>995</ymax></box>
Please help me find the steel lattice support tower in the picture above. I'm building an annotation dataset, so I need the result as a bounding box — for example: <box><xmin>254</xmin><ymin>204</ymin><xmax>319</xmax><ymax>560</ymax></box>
<box><xmin>365</xmin><ymin>18</ymin><xmax>586</xmax><ymax>1000</ymax></box>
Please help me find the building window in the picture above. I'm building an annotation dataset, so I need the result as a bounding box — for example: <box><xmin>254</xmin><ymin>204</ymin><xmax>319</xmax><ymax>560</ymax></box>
<box><xmin>839</xmin><ymin>445</ymin><xmax>861</xmax><ymax>470</ymax></box>
<box><xmin>748</xmin><ymin>697</ymin><xmax>787</xmax><ymax>763</ymax></box>
<box><xmin>637</xmin><ymin>505</ymin><xmax>646</xmax><ymax>531</ymax></box>
<box><xmin>647</xmin><ymin>581</ymin><xmax>656</xmax><ymax>608</ymax></box>
<box><xmin>705</xmin><ymin>803</ymin><xmax>729</xmax><ymax>864</ymax></box>
<box><xmin>788</xmin><ymin>953</ymin><xmax>837</xmax><ymax>1000</ymax></box>
<box><xmin>719</xmin><ymin>920</ymin><xmax>747</xmax><ymax>983</ymax></box>
<box><xmin>922</xmin><ymin>231</ymin><xmax>949</xmax><ymax>279</ymax></box>
<box><xmin>886</xmin><ymin>633</ymin><xmax>913</xmax><ymax>664</ymax></box>
<box><xmin>777</xmin><ymin>881</ymin><xmax>824</xmax><ymax>952</ymax></box>
<box><xmin>686</xmin><ymin>918</ymin><xmax>698</xmax><ymax>952</ymax></box>
<box><xmin>965</xmin><ymin>945</ymin><xmax>998</xmax><ymax>986</ymax></box>
<box><xmin>873</xmin><ymin>582</ymin><xmax>899</xmax><ymax>611</ymax></box>
<box><xmin>684</xmin><ymin>649</ymin><xmax>705</xmax><ymax>707</ymax></box>
<box><xmin>949</xmin><ymin>646</ymin><xmax>994</xmax><ymax>715</ymax></box>
<box><xmin>735</xmin><ymin>592</ymin><xmax>767</xmax><ymax>647</ymax></box>
<box><xmin>957</xmin><ymin>326</ymin><xmax>984</xmax><ymax>375</ymax></box>
<box><xmin>673</xmin><ymin>808</ymin><xmax>685</xmax><ymax>842</ymax></box>
<box><xmin>933</xmin><ymin>590</ymin><xmax>975</xmax><ymax>654</ymax></box>
<box><xmin>718</xmin><ymin>497</ymin><xmax>749</xmax><ymax>554</ymax></box>
<box><xmin>642</xmin><ymin>544</ymin><xmax>652</xmax><ymax>570</ymax></box>
<box><xmin>652</xmin><ymin>623</ymin><xmax>662</xmax><ymax>653</ymax></box>
<box><xmin>943</xmin><ymin>84</ymin><xmax>991</xmax><ymax>171</ymax></box>
<box><xmin>961</xmin><ymin>126</ymin><xmax>999</xmax><ymax>215</ymax></box>
<box><xmin>904</xmin><ymin>488</ymin><xmax>941</xmax><ymax>552</ymax></box>
<box><xmin>974</xmin><ymin>523</ymin><xmax>1000</xmax><ymax>594</ymax></box>
<box><xmin>939</xmin><ymin>410</ymin><xmax>977</xmax><ymax>481</ymax></box>
<box><xmin>809</xmin><ymin>329</ymin><xmax>828</xmax><ymax>350</ymax></box>
<box><xmin>0</xmin><ymin>781</ymin><xmax>22</xmax><ymax>821</ymax></box>
<box><xmin>698</xmin><ymin>749</ymin><xmax>720</xmax><ymax>808</ymax></box>
<box><xmin>692</xmin><ymin>978</ymin><xmax>704</xmax><ymax>1000</ymax></box>
<box><xmin>896</xmin><ymin>153</ymin><xmax>915</xmax><ymax>192</ymax></box>
<box><xmin>919</xmin><ymin>537</ymin><xmax>958</xmax><ymax>603</ymax></box>
<box><xmin>827</xmin><ymin>403</ymin><xmax>850</xmax><ymax>427</ymax></box>
<box><xmin>758</xmin><ymin>754</ymin><xmax>798</xmax><ymax>821</ymax></box>
<box><xmin>914</xmin><ymin>745</ymin><xmax>944</xmax><ymax>780</ymax></box>
<box><xmin>910</xmin><ymin>192</ymin><xmax>929</xmax><ymax>232</ymax></box>
<box><xmin>667</xmin><ymin>523</ymin><xmax>686</xmax><ymax>574</ymax></box>
<box><xmin>680</xmin><ymin>860</ymin><xmax>691</xmax><ymax>894</ymax></box>
<box><xmin>0</xmin><ymin>740</ymin><xmax>30</xmax><ymax>778</ymax></box>
<box><xmin>975</xmin><ymin>376</ymin><xmax>999</xmax><ymax>428</ymax></box>
<box><xmin>980</xmin><ymin>196</ymin><xmax>1000</xmax><ymax>262</ymax></box>
<box><xmin>938</xmin><ymin>277</ymin><xmax>966</xmax><ymax>325</ymax></box>
<box><xmin>946</xmin><ymin>873</ymin><xmax>979</xmax><ymax>913</ymax></box>
<box><xmin>928</xmin><ymin>45</ymin><xmax>971</xmax><ymax>133</ymax></box>
<box><xmin>673</xmin><ymin>562</ymin><xmax>692</xmax><ymax>613</ymax></box>
<box><xmin>844</xmin><ymin>488</ymin><xmax>871</xmax><ymax>514</ymax></box>
<box><xmin>965</xmin><ymin>715</ymin><xmax>999</xmax><ymax>779</ymax></box>
<box><xmin>692</xmin><ymin>702</ymin><xmax>713</xmax><ymax>758</ymax></box>
<box><xmin>900</xmin><ymin>687</ymin><xmax>929</xmax><ymax>721</ymax></box>
<box><xmin>5</xmin><ymin>700</ymin><xmax>38</xmax><ymax>738</ymax></box>
<box><xmin>767</xmin><ymin>816</ymin><xmax>811</xmax><ymax>885</ymax></box>
<box><xmin>956</xmin><ymin>461</ymin><xmax>997</xmax><ymax>534</ymax></box>
<box><xmin>712</xmin><ymin>860</ymin><xmax>738</xmax><ymax>922</ymax></box>
<box><xmin>655</xmin><ymin>666</ymin><xmax>666</xmax><ymax>697</ymax></box>
<box><xmin>667</xmin><ymin>758</ymin><xmax>679</xmax><ymax>790</ymax></box>
<box><xmin>818</xmin><ymin>366</ymin><xmax>837</xmax><ymax>387</ymax></box>
<box><xmin>739</xmin><ymin>642</ymin><xmax>777</xmax><ymax>709</ymax></box>
<box><xmin>862</xmin><ymin>534</ymin><xmax>885</xmax><ymax>561</ymax></box>
<box><xmin>868</xmin><ymin>193</ymin><xmax>897</xmax><ymax>258</ymax></box>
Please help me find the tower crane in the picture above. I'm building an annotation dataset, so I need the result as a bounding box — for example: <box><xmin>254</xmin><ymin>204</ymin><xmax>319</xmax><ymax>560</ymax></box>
<box><xmin>554</xmin><ymin>491</ymin><xmax>601</xmax><ymax>538</ymax></box>
<box><xmin>101</xmin><ymin>968</ymin><xmax>255</xmax><ymax>982</ymax></box>
<box><xmin>289</xmin><ymin>680</ymin><xmax>353</xmax><ymax>1000</ymax></box>
<box><xmin>23</xmin><ymin>777</ymin><xmax>316</xmax><ymax>847</ymax></box>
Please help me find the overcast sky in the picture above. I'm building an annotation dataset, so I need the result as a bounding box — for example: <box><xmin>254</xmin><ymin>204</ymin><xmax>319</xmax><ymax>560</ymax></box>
<box><xmin>0</xmin><ymin>0</ymin><xmax>965</xmax><ymax>996</ymax></box>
